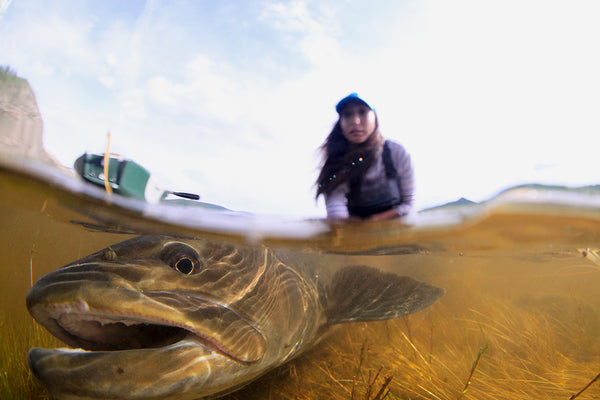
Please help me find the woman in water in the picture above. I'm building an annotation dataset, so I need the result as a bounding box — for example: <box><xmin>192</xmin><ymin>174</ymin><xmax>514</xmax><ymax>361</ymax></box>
<box><xmin>316</xmin><ymin>93</ymin><xmax>414</xmax><ymax>221</ymax></box>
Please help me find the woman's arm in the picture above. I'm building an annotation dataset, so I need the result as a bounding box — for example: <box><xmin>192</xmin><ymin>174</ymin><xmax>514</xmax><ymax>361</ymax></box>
<box><xmin>391</xmin><ymin>142</ymin><xmax>415</xmax><ymax>217</ymax></box>
<box><xmin>324</xmin><ymin>184</ymin><xmax>350</xmax><ymax>219</ymax></box>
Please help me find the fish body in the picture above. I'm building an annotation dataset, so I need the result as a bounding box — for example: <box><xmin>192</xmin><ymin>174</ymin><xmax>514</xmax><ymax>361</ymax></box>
<box><xmin>27</xmin><ymin>235</ymin><xmax>444</xmax><ymax>399</ymax></box>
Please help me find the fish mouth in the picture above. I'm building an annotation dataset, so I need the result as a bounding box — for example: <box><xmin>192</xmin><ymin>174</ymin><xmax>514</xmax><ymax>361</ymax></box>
<box><xmin>29</xmin><ymin>292</ymin><xmax>266</xmax><ymax>363</ymax></box>
<box><xmin>26</xmin><ymin>291</ymin><xmax>268</xmax><ymax>400</ymax></box>
<box><xmin>41</xmin><ymin>303</ymin><xmax>202</xmax><ymax>352</ymax></box>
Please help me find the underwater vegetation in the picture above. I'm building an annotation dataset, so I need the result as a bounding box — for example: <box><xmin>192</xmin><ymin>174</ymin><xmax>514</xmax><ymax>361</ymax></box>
<box><xmin>221</xmin><ymin>297</ymin><xmax>600</xmax><ymax>400</ymax></box>
<box><xmin>0</xmin><ymin>320</ymin><xmax>59</xmax><ymax>400</ymax></box>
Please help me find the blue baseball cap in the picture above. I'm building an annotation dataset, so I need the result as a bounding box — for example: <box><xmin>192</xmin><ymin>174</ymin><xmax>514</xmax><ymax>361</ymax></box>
<box><xmin>335</xmin><ymin>93</ymin><xmax>373</xmax><ymax>113</ymax></box>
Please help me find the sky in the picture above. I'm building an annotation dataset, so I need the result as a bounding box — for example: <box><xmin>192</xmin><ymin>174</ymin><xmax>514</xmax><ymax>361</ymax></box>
<box><xmin>1</xmin><ymin>0</ymin><xmax>599</xmax><ymax>217</ymax></box>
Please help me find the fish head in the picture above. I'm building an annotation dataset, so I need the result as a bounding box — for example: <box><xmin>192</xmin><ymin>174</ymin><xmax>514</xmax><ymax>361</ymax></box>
<box><xmin>26</xmin><ymin>235</ymin><xmax>321</xmax><ymax>399</ymax></box>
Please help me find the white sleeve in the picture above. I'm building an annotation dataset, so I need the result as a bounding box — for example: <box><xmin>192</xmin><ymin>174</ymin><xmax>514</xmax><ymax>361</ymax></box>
<box><xmin>324</xmin><ymin>183</ymin><xmax>349</xmax><ymax>219</ymax></box>
<box><xmin>390</xmin><ymin>142</ymin><xmax>415</xmax><ymax>215</ymax></box>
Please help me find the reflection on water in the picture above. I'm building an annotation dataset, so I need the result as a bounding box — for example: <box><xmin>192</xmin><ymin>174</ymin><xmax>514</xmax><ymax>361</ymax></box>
<box><xmin>2</xmin><ymin>156</ymin><xmax>600</xmax><ymax>399</ymax></box>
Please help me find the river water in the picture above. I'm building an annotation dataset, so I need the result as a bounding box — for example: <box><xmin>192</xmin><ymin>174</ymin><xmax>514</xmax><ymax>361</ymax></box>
<box><xmin>2</xmin><ymin>154</ymin><xmax>600</xmax><ymax>400</ymax></box>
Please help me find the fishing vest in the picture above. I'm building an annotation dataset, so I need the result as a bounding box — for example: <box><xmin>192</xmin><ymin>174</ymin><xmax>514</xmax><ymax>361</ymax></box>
<box><xmin>347</xmin><ymin>141</ymin><xmax>401</xmax><ymax>218</ymax></box>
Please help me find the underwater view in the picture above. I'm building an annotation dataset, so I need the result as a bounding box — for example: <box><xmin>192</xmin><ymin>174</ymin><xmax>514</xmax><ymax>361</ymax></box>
<box><xmin>2</xmin><ymin>152</ymin><xmax>600</xmax><ymax>400</ymax></box>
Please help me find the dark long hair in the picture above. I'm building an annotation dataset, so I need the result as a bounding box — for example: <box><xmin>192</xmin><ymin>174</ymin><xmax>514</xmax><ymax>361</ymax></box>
<box><xmin>315</xmin><ymin>118</ymin><xmax>382</xmax><ymax>199</ymax></box>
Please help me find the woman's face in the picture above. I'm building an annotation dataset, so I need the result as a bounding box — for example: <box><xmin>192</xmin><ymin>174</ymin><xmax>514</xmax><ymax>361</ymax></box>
<box><xmin>339</xmin><ymin>103</ymin><xmax>377</xmax><ymax>144</ymax></box>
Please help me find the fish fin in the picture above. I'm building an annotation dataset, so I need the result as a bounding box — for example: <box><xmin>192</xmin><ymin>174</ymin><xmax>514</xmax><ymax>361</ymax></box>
<box><xmin>325</xmin><ymin>265</ymin><xmax>445</xmax><ymax>325</ymax></box>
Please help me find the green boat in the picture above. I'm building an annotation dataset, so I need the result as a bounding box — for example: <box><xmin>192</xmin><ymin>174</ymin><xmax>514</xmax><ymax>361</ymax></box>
<box><xmin>73</xmin><ymin>153</ymin><xmax>226</xmax><ymax>210</ymax></box>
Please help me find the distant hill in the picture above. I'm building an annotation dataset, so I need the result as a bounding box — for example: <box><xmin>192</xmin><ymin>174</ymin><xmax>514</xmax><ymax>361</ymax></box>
<box><xmin>423</xmin><ymin>183</ymin><xmax>600</xmax><ymax>212</ymax></box>
<box><xmin>497</xmin><ymin>183</ymin><xmax>600</xmax><ymax>194</ymax></box>
<box><xmin>421</xmin><ymin>197</ymin><xmax>477</xmax><ymax>212</ymax></box>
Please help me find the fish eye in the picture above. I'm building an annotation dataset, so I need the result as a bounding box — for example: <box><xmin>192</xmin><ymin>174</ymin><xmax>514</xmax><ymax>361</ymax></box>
<box><xmin>174</xmin><ymin>257</ymin><xmax>194</xmax><ymax>275</ymax></box>
<box><xmin>160</xmin><ymin>242</ymin><xmax>202</xmax><ymax>275</ymax></box>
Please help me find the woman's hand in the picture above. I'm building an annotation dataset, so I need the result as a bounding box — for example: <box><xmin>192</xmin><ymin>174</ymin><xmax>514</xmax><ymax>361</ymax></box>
<box><xmin>367</xmin><ymin>209</ymin><xmax>400</xmax><ymax>221</ymax></box>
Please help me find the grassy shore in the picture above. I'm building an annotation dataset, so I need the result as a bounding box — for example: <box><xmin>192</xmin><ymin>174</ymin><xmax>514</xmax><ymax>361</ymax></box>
<box><xmin>0</xmin><ymin>65</ymin><xmax>25</xmax><ymax>85</ymax></box>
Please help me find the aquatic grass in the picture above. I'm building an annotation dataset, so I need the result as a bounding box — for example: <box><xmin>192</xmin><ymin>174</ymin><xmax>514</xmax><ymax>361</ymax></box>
<box><xmin>0</xmin><ymin>318</ymin><xmax>57</xmax><ymax>400</ymax></box>
<box><xmin>569</xmin><ymin>372</ymin><xmax>600</xmax><ymax>399</ymax></box>
<box><xmin>445</xmin><ymin>299</ymin><xmax>600</xmax><ymax>399</ymax></box>
<box><xmin>224</xmin><ymin>289</ymin><xmax>600</xmax><ymax>400</ymax></box>
<box><xmin>457</xmin><ymin>343</ymin><xmax>488</xmax><ymax>399</ymax></box>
